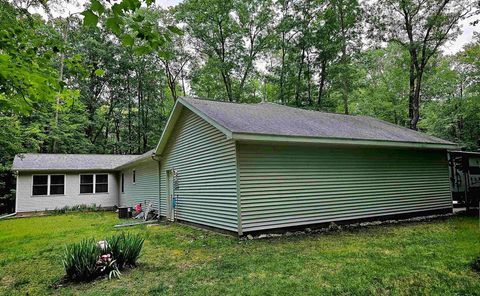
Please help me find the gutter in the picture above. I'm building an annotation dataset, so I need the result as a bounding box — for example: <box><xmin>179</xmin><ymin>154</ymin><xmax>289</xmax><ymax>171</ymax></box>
<box><xmin>231</xmin><ymin>133</ymin><xmax>458</xmax><ymax>150</ymax></box>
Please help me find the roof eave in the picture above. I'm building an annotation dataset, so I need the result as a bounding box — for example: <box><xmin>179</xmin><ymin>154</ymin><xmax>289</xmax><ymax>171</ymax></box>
<box><xmin>232</xmin><ymin>133</ymin><xmax>458</xmax><ymax>150</ymax></box>
<box><xmin>13</xmin><ymin>168</ymin><xmax>119</xmax><ymax>173</ymax></box>
<box><xmin>114</xmin><ymin>153</ymin><xmax>155</xmax><ymax>170</ymax></box>
<box><xmin>155</xmin><ymin>97</ymin><xmax>233</xmax><ymax>156</ymax></box>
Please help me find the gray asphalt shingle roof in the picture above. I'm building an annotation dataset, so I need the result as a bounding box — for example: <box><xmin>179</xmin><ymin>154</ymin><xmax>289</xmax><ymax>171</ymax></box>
<box><xmin>183</xmin><ymin>97</ymin><xmax>455</xmax><ymax>145</ymax></box>
<box><xmin>12</xmin><ymin>154</ymin><xmax>140</xmax><ymax>171</ymax></box>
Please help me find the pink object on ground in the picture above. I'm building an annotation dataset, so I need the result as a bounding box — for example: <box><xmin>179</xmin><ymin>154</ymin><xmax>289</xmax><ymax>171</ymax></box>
<box><xmin>135</xmin><ymin>203</ymin><xmax>142</xmax><ymax>214</ymax></box>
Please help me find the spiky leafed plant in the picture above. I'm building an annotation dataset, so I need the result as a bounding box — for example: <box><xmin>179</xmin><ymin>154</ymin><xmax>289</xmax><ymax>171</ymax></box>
<box><xmin>63</xmin><ymin>238</ymin><xmax>99</xmax><ymax>281</ymax></box>
<box><xmin>106</xmin><ymin>232</ymin><xmax>144</xmax><ymax>268</ymax></box>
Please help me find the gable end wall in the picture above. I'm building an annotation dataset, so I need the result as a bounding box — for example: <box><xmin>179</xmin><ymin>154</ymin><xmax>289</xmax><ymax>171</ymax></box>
<box><xmin>160</xmin><ymin>108</ymin><xmax>238</xmax><ymax>232</ymax></box>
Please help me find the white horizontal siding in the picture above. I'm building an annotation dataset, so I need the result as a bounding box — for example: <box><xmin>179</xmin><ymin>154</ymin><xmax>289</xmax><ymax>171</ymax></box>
<box><xmin>16</xmin><ymin>172</ymin><xmax>118</xmax><ymax>212</ymax></box>
<box><xmin>238</xmin><ymin>144</ymin><xmax>452</xmax><ymax>232</ymax></box>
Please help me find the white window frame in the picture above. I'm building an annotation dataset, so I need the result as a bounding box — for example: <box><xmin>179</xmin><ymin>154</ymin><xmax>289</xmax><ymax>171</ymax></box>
<box><xmin>79</xmin><ymin>174</ymin><xmax>95</xmax><ymax>194</ymax></box>
<box><xmin>32</xmin><ymin>174</ymin><xmax>66</xmax><ymax>196</ymax></box>
<box><xmin>95</xmin><ymin>174</ymin><xmax>109</xmax><ymax>194</ymax></box>
<box><xmin>79</xmin><ymin>173</ymin><xmax>109</xmax><ymax>194</ymax></box>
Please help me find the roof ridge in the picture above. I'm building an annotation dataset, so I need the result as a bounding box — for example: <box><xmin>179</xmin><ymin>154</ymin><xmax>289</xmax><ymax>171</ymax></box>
<box><xmin>181</xmin><ymin>96</ymin><xmax>263</xmax><ymax>106</ymax></box>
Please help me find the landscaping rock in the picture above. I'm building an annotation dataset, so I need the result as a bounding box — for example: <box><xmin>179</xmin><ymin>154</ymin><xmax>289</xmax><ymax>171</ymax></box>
<box><xmin>246</xmin><ymin>234</ymin><xmax>254</xmax><ymax>240</ymax></box>
<box><xmin>328</xmin><ymin>222</ymin><xmax>340</xmax><ymax>231</ymax></box>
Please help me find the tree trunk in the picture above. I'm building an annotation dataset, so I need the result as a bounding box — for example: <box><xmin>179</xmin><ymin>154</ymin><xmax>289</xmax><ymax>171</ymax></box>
<box><xmin>408</xmin><ymin>57</ymin><xmax>416</xmax><ymax>129</ymax></box>
<box><xmin>294</xmin><ymin>47</ymin><xmax>305</xmax><ymax>107</ymax></box>
<box><xmin>221</xmin><ymin>70</ymin><xmax>234</xmax><ymax>102</ymax></box>
<box><xmin>317</xmin><ymin>58</ymin><xmax>327</xmax><ymax>109</ymax></box>
<box><xmin>306</xmin><ymin>53</ymin><xmax>312</xmax><ymax>106</ymax></box>
<box><xmin>410</xmin><ymin>70</ymin><xmax>423</xmax><ymax>130</ymax></box>
<box><xmin>279</xmin><ymin>35</ymin><xmax>286</xmax><ymax>104</ymax></box>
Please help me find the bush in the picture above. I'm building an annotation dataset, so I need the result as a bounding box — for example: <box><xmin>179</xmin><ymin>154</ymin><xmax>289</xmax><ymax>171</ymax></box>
<box><xmin>52</xmin><ymin>204</ymin><xmax>101</xmax><ymax>215</ymax></box>
<box><xmin>106</xmin><ymin>232</ymin><xmax>144</xmax><ymax>269</ymax></box>
<box><xmin>62</xmin><ymin>233</ymin><xmax>143</xmax><ymax>282</ymax></box>
<box><xmin>63</xmin><ymin>238</ymin><xmax>100</xmax><ymax>281</ymax></box>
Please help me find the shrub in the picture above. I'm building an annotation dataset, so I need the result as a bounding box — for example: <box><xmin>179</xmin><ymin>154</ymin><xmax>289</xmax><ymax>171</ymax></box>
<box><xmin>62</xmin><ymin>233</ymin><xmax>143</xmax><ymax>282</ymax></box>
<box><xmin>106</xmin><ymin>232</ymin><xmax>144</xmax><ymax>268</ymax></box>
<box><xmin>63</xmin><ymin>238</ymin><xmax>100</xmax><ymax>281</ymax></box>
<box><xmin>51</xmin><ymin>204</ymin><xmax>100</xmax><ymax>216</ymax></box>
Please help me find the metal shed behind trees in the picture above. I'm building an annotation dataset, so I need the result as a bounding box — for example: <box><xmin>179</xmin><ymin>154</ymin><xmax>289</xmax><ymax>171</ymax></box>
<box><xmin>155</xmin><ymin>97</ymin><xmax>458</xmax><ymax>235</ymax></box>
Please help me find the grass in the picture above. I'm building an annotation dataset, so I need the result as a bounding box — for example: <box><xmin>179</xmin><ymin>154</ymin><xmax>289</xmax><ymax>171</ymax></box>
<box><xmin>0</xmin><ymin>212</ymin><xmax>480</xmax><ymax>295</ymax></box>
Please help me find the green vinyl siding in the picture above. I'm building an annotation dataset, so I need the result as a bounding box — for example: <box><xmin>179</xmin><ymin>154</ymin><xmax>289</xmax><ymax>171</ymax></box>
<box><xmin>160</xmin><ymin>108</ymin><xmax>238</xmax><ymax>232</ymax></box>
<box><xmin>238</xmin><ymin>143</ymin><xmax>452</xmax><ymax>232</ymax></box>
<box><xmin>120</xmin><ymin>160</ymin><xmax>160</xmax><ymax>209</ymax></box>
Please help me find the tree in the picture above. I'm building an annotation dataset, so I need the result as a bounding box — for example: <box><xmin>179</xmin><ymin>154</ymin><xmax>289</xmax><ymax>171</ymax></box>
<box><xmin>420</xmin><ymin>35</ymin><xmax>480</xmax><ymax>148</ymax></box>
<box><xmin>367</xmin><ymin>0</ymin><xmax>472</xmax><ymax>130</ymax></box>
<box><xmin>0</xmin><ymin>0</ymin><xmax>65</xmax><ymax>113</ymax></box>
<box><xmin>177</xmin><ymin>0</ymin><xmax>275</xmax><ymax>102</ymax></box>
<box><xmin>329</xmin><ymin>0</ymin><xmax>361</xmax><ymax>114</ymax></box>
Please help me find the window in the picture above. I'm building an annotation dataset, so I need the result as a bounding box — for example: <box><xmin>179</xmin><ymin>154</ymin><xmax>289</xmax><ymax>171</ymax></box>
<box><xmin>121</xmin><ymin>173</ymin><xmax>125</xmax><ymax>193</ymax></box>
<box><xmin>80</xmin><ymin>174</ymin><xmax>108</xmax><ymax>194</ymax></box>
<box><xmin>50</xmin><ymin>175</ymin><xmax>65</xmax><ymax>195</ymax></box>
<box><xmin>133</xmin><ymin>169</ymin><xmax>136</xmax><ymax>184</ymax></box>
<box><xmin>80</xmin><ymin>174</ymin><xmax>94</xmax><ymax>193</ymax></box>
<box><xmin>95</xmin><ymin>174</ymin><xmax>108</xmax><ymax>193</ymax></box>
<box><xmin>32</xmin><ymin>175</ymin><xmax>48</xmax><ymax>196</ymax></box>
<box><xmin>32</xmin><ymin>175</ymin><xmax>64</xmax><ymax>196</ymax></box>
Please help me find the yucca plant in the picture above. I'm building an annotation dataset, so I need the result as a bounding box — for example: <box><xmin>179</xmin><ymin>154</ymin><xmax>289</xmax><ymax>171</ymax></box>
<box><xmin>106</xmin><ymin>232</ymin><xmax>144</xmax><ymax>268</ymax></box>
<box><xmin>63</xmin><ymin>238</ymin><xmax>99</xmax><ymax>281</ymax></box>
<box><xmin>62</xmin><ymin>233</ymin><xmax>143</xmax><ymax>282</ymax></box>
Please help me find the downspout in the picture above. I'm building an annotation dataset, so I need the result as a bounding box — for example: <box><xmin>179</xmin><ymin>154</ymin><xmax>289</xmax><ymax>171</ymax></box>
<box><xmin>151</xmin><ymin>153</ymin><xmax>162</xmax><ymax>221</ymax></box>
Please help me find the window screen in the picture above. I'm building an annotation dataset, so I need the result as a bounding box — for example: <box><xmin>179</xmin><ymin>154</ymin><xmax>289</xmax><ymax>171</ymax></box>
<box><xmin>95</xmin><ymin>174</ymin><xmax>108</xmax><ymax>193</ymax></box>
<box><xmin>32</xmin><ymin>175</ymin><xmax>48</xmax><ymax>196</ymax></box>
<box><xmin>80</xmin><ymin>174</ymin><xmax>94</xmax><ymax>193</ymax></box>
<box><xmin>49</xmin><ymin>175</ymin><xmax>65</xmax><ymax>195</ymax></box>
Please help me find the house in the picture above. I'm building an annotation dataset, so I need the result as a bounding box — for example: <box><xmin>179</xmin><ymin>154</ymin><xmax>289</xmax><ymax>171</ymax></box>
<box><xmin>12</xmin><ymin>152</ymin><xmax>159</xmax><ymax>213</ymax></box>
<box><xmin>12</xmin><ymin>97</ymin><xmax>458</xmax><ymax>235</ymax></box>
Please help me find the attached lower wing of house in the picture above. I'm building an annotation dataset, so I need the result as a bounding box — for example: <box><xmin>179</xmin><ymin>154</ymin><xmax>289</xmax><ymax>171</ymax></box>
<box><xmin>12</xmin><ymin>97</ymin><xmax>458</xmax><ymax>235</ymax></box>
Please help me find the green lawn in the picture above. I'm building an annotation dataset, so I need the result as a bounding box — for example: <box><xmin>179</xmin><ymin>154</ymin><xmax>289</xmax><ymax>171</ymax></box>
<box><xmin>1</xmin><ymin>213</ymin><xmax>480</xmax><ymax>295</ymax></box>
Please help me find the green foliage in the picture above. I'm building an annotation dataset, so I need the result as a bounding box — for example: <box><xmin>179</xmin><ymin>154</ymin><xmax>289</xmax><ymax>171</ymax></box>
<box><xmin>82</xmin><ymin>0</ymin><xmax>182</xmax><ymax>55</ymax></box>
<box><xmin>63</xmin><ymin>238</ymin><xmax>100</xmax><ymax>281</ymax></box>
<box><xmin>2</xmin><ymin>213</ymin><xmax>480</xmax><ymax>294</ymax></box>
<box><xmin>106</xmin><ymin>232</ymin><xmax>144</xmax><ymax>268</ymax></box>
<box><xmin>63</xmin><ymin>232</ymin><xmax>143</xmax><ymax>282</ymax></box>
<box><xmin>51</xmin><ymin>204</ymin><xmax>101</xmax><ymax>215</ymax></box>
<box><xmin>0</xmin><ymin>0</ymin><xmax>66</xmax><ymax>113</ymax></box>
